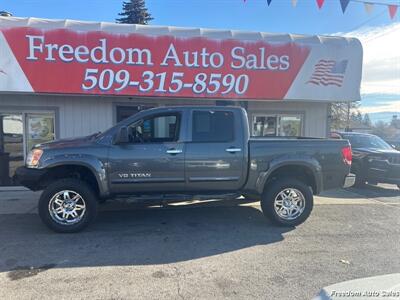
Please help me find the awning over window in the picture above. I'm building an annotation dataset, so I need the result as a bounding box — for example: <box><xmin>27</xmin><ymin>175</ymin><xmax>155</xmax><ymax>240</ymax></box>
<box><xmin>0</xmin><ymin>16</ymin><xmax>362</xmax><ymax>101</ymax></box>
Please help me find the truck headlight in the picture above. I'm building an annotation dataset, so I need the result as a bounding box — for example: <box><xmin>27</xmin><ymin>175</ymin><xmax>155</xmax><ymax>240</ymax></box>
<box><xmin>26</xmin><ymin>149</ymin><xmax>43</xmax><ymax>168</ymax></box>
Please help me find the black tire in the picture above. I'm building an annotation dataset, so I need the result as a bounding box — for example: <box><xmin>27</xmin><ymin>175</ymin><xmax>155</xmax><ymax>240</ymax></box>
<box><xmin>38</xmin><ymin>178</ymin><xmax>98</xmax><ymax>233</ymax></box>
<box><xmin>352</xmin><ymin>164</ymin><xmax>366</xmax><ymax>187</ymax></box>
<box><xmin>261</xmin><ymin>178</ymin><xmax>313</xmax><ymax>226</ymax></box>
<box><xmin>354</xmin><ymin>174</ymin><xmax>366</xmax><ymax>187</ymax></box>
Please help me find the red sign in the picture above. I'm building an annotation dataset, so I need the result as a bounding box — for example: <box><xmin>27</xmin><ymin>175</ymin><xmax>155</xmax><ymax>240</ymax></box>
<box><xmin>2</xmin><ymin>27</ymin><xmax>310</xmax><ymax>100</ymax></box>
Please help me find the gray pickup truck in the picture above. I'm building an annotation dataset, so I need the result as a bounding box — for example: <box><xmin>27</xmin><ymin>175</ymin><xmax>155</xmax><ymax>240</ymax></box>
<box><xmin>16</xmin><ymin>106</ymin><xmax>355</xmax><ymax>232</ymax></box>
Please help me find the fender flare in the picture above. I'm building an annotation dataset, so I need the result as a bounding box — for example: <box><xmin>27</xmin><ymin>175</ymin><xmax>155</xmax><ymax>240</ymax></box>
<box><xmin>255</xmin><ymin>158</ymin><xmax>323</xmax><ymax>195</ymax></box>
<box><xmin>41</xmin><ymin>154</ymin><xmax>109</xmax><ymax>197</ymax></box>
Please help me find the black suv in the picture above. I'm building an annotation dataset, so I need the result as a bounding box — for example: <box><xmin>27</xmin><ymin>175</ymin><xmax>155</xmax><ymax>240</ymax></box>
<box><xmin>331</xmin><ymin>132</ymin><xmax>400</xmax><ymax>189</ymax></box>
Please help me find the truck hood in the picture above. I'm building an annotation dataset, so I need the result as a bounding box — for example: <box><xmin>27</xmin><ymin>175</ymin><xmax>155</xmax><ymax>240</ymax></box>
<box><xmin>35</xmin><ymin>134</ymin><xmax>99</xmax><ymax>150</ymax></box>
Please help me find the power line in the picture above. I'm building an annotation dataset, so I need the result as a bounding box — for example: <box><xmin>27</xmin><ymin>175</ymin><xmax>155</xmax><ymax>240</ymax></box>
<box><xmin>347</xmin><ymin>8</ymin><xmax>388</xmax><ymax>32</ymax></box>
<box><xmin>350</xmin><ymin>0</ymin><xmax>400</xmax><ymax>7</ymax></box>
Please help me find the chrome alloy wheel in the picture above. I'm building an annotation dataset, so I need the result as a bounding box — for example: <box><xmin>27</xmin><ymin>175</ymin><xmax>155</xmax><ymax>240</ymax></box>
<box><xmin>48</xmin><ymin>190</ymin><xmax>86</xmax><ymax>225</ymax></box>
<box><xmin>273</xmin><ymin>188</ymin><xmax>306</xmax><ymax>221</ymax></box>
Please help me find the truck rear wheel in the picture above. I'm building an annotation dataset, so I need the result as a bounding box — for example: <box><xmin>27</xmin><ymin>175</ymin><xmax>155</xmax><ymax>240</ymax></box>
<box><xmin>261</xmin><ymin>178</ymin><xmax>313</xmax><ymax>226</ymax></box>
<box><xmin>38</xmin><ymin>178</ymin><xmax>98</xmax><ymax>233</ymax></box>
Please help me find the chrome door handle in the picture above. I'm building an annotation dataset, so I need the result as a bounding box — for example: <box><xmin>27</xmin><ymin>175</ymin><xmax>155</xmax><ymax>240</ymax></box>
<box><xmin>226</xmin><ymin>148</ymin><xmax>242</xmax><ymax>153</ymax></box>
<box><xmin>166</xmin><ymin>149</ymin><xmax>183</xmax><ymax>154</ymax></box>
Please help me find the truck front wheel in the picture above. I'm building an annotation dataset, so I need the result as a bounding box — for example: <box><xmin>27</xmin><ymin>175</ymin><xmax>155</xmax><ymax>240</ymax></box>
<box><xmin>38</xmin><ymin>178</ymin><xmax>98</xmax><ymax>233</ymax></box>
<box><xmin>261</xmin><ymin>178</ymin><xmax>313</xmax><ymax>226</ymax></box>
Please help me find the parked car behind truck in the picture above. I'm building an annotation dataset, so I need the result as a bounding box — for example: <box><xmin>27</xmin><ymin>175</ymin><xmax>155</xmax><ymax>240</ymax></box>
<box><xmin>16</xmin><ymin>106</ymin><xmax>355</xmax><ymax>233</ymax></box>
<box><xmin>331</xmin><ymin>131</ymin><xmax>400</xmax><ymax>188</ymax></box>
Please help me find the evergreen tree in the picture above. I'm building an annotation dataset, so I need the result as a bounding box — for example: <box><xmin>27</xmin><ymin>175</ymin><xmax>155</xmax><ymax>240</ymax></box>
<box><xmin>363</xmin><ymin>114</ymin><xmax>372</xmax><ymax>126</ymax></box>
<box><xmin>391</xmin><ymin>115</ymin><xmax>400</xmax><ymax>129</ymax></box>
<box><xmin>116</xmin><ymin>0</ymin><xmax>153</xmax><ymax>25</ymax></box>
<box><xmin>356</xmin><ymin>111</ymin><xmax>363</xmax><ymax>123</ymax></box>
<box><xmin>350</xmin><ymin>112</ymin><xmax>357</xmax><ymax>122</ymax></box>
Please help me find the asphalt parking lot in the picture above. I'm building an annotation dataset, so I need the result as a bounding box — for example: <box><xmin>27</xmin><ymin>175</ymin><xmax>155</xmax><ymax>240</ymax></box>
<box><xmin>0</xmin><ymin>184</ymin><xmax>399</xmax><ymax>300</ymax></box>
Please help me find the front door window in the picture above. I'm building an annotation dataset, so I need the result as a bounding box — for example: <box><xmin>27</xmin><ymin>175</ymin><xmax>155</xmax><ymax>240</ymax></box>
<box><xmin>128</xmin><ymin>114</ymin><xmax>180</xmax><ymax>143</ymax></box>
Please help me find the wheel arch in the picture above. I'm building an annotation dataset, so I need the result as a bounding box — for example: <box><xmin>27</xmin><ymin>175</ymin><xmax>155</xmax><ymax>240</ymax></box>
<box><xmin>256</xmin><ymin>160</ymin><xmax>323</xmax><ymax>195</ymax></box>
<box><xmin>39</xmin><ymin>162</ymin><xmax>107</xmax><ymax>198</ymax></box>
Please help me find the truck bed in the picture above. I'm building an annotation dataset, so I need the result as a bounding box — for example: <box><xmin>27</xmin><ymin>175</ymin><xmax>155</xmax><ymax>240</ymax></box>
<box><xmin>246</xmin><ymin>137</ymin><xmax>351</xmax><ymax>192</ymax></box>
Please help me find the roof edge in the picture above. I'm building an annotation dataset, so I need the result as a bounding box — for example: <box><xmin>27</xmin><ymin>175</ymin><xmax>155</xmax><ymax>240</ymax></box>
<box><xmin>0</xmin><ymin>16</ymin><xmax>360</xmax><ymax>46</ymax></box>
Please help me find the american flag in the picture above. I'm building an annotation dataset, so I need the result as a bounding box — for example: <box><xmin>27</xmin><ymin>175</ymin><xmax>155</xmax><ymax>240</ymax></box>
<box><xmin>307</xmin><ymin>59</ymin><xmax>348</xmax><ymax>87</ymax></box>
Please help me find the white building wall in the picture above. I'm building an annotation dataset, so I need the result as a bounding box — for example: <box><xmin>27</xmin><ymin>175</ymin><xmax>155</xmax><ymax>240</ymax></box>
<box><xmin>0</xmin><ymin>93</ymin><xmax>329</xmax><ymax>139</ymax></box>
<box><xmin>0</xmin><ymin>94</ymin><xmax>113</xmax><ymax>138</ymax></box>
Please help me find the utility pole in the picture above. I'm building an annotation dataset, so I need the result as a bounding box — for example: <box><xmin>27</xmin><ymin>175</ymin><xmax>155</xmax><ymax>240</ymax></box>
<box><xmin>346</xmin><ymin>102</ymin><xmax>351</xmax><ymax>132</ymax></box>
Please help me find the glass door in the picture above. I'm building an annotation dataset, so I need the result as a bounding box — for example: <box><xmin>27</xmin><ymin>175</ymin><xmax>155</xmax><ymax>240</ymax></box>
<box><xmin>0</xmin><ymin>113</ymin><xmax>23</xmax><ymax>185</ymax></box>
<box><xmin>0</xmin><ymin>112</ymin><xmax>55</xmax><ymax>186</ymax></box>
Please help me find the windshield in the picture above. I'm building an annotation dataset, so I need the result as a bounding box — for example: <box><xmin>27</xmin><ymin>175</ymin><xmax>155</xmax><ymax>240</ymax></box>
<box><xmin>344</xmin><ymin>134</ymin><xmax>393</xmax><ymax>150</ymax></box>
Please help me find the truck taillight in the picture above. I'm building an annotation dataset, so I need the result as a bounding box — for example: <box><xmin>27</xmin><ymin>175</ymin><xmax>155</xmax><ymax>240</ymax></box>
<box><xmin>341</xmin><ymin>146</ymin><xmax>352</xmax><ymax>166</ymax></box>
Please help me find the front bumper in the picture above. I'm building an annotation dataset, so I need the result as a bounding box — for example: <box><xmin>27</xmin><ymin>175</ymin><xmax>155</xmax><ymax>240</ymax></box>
<box><xmin>14</xmin><ymin>166</ymin><xmax>47</xmax><ymax>190</ymax></box>
<box><xmin>343</xmin><ymin>173</ymin><xmax>356</xmax><ymax>188</ymax></box>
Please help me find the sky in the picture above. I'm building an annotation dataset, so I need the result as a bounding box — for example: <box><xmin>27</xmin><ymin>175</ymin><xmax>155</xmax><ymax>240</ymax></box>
<box><xmin>1</xmin><ymin>0</ymin><xmax>399</xmax><ymax>122</ymax></box>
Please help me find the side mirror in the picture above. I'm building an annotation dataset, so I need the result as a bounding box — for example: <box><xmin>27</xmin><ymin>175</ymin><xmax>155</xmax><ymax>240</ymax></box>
<box><xmin>114</xmin><ymin>126</ymin><xmax>129</xmax><ymax>144</ymax></box>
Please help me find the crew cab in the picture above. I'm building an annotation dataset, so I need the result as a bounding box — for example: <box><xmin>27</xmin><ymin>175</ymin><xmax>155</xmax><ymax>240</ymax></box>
<box><xmin>331</xmin><ymin>131</ymin><xmax>400</xmax><ymax>188</ymax></box>
<box><xmin>16</xmin><ymin>106</ymin><xmax>354</xmax><ymax>232</ymax></box>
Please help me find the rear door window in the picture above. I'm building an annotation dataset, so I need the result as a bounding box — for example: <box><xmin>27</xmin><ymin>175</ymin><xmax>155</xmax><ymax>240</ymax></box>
<box><xmin>192</xmin><ymin>110</ymin><xmax>234</xmax><ymax>142</ymax></box>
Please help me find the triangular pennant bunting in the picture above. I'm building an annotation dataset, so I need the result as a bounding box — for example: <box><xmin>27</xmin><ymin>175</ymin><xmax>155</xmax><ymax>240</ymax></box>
<box><xmin>239</xmin><ymin>0</ymin><xmax>398</xmax><ymax>21</ymax></box>
<box><xmin>340</xmin><ymin>0</ymin><xmax>350</xmax><ymax>13</ymax></box>
<box><xmin>364</xmin><ymin>2</ymin><xmax>374</xmax><ymax>14</ymax></box>
<box><xmin>316</xmin><ymin>0</ymin><xmax>325</xmax><ymax>9</ymax></box>
<box><xmin>388</xmin><ymin>5</ymin><xmax>398</xmax><ymax>20</ymax></box>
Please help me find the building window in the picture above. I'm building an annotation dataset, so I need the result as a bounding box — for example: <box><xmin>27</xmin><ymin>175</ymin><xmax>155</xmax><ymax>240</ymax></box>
<box><xmin>25</xmin><ymin>113</ymin><xmax>55</xmax><ymax>153</ymax></box>
<box><xmin>0</xmin><ymin>111</ymin><xmax>55</xmax><ymax>186</ymax></box>
<box><xmin>116</xmin><ymin>105</ymin><xmax>154</xmax><ymax>123</ymax></box>
<box><xmin>252</xmin><ymin>114</ymin><xmax>303</xmax><ymax>137</ymax></box>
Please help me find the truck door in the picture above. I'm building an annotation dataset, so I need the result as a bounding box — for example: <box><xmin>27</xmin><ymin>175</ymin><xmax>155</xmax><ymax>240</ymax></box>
<box><xmin>185</xmin><ymin>109</ymin><xmax>246</xmax><ymax>192</ymax></box>
<box><xmin>108</xmin><ymin>111</ymin><xmax>185</xmax><ymax>194</ymax></box>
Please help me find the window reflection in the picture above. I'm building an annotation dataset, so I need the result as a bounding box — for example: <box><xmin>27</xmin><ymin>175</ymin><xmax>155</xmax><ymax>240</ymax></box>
<box><xmin>252</xmin><ymin>114</ymin><xmax>303</xmax><ymax>137</ymax></box>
